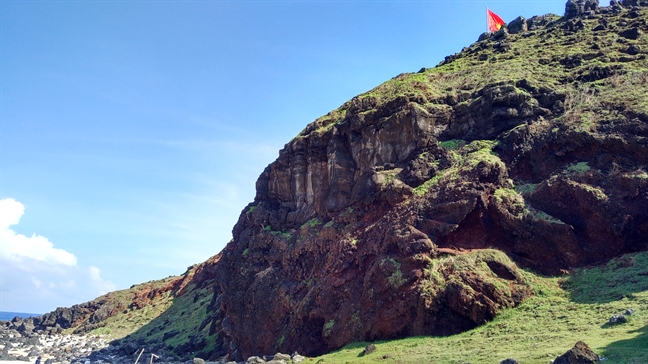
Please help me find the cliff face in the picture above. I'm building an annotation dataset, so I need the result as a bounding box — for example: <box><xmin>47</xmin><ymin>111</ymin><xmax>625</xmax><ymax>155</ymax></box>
<box><xmin>215</xmin><ymin>1</ymin><xmax>648</xmax><ymax>359</ymax></box>
<box><xmin>11</xmin><ymin>1</ymin><xmax>648</xmax><ymax>362</ymax></box>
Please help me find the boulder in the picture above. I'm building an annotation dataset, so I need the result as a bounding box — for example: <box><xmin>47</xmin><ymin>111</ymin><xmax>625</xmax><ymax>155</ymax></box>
<box><xmin>245</xmin><ymin>356</ymin><xmax>266</xmax><ymax>364</ymax></box>
<box><xmin>553</xmin><ymin>341</ymin><xmax>599</xmax><ymax>364</ymax></box>
<box><xmin>500</xmin><ymin>359</ymin><xmax>520</xmax><ymax>364</ymax></box>
<box><xmin>619</xmin><ymin>27</ymin><xmax>642</xmax><ymax>40</ymax></box>
<box><xmin>508</xmin><ymin>16</ymin><xmax>528</xmax><ymax>34</ymax></box>
<box><xmin>526</xmin><ymin>14</ymin><xmax>555</xmax><ymax>30</ymax></box>
<box><xmin>271</xmin><ymin>353</ymin><xmax>290</xmax><ymax>361</ymax></box>
<box><xmin>478</xmin><ymin>32</ymin><xmax>491</xmax><ymax>42</ymax></box>
<box><xmin>492</xmin><ymin>26</ymin><xmax>509</xmax><ymax>40</ymax></box>
<box><xmin>362</xmin><ymin>344</ymin><xmax>376</xmax><ymax>356</ymax></box>
<box><xmin>609</xmin><ymin>313</ymin><xmax>628</xmax><ymax>324</ymax></box>
<box><xmin>565</xmin><ymin>0</ymin><xmax>599</xmax><ymax>19</ymax></box>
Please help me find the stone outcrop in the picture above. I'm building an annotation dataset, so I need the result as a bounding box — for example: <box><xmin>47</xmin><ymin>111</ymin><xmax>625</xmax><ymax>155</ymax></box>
<box><xmin>507</xmin><ymin>16</ymin><xmax>528</xmax><ymax>34</ymax></box>
<box><xmin>565</xmin><ymin>0</ymin><xmax>599</xmax><ymax>19</ymax></box>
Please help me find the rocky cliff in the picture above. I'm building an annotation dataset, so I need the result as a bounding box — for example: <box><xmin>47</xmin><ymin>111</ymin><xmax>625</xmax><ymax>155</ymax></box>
<box><xmin>9</xmin><ymin>1</ymin><xmax>648</xmax><ymax>362</ymax></box>
<box><xmin>214</xmin><ymin>0</ymin><xmax>648</xmax><ymax>360</ymax></box>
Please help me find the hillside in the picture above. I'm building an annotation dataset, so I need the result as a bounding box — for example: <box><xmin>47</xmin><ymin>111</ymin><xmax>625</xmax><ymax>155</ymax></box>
<box><xmin>2</xmin><ymin>254</ymin><xmax>221</xmax><ymax>361</ymax></box>
<box><xmin>214</xmin><ymin>0</ymin><xmax>648</xmax><ymax>360</ymax></box>
<box><xmin>7</xmin><ymin>1</ymin><xmax>648</xmax><ymax>363</ymax></box>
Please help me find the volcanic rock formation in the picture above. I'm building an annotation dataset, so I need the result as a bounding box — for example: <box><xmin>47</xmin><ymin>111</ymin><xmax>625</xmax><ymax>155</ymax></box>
<box><xmin>213</xmin><ymin>2</ymin><xmax>648</xmax><ymax>359</ymax></box>
<box><xmin>9</xmin><ymin>1</ymin><xmax>648</xmax><ymax>362</ymax></box>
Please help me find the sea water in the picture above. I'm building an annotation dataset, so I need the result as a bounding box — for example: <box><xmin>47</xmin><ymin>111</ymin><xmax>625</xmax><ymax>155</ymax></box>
<box><xmin>0</xmin><ymin>311</ymin><xmax>42</xmax><ymax>321</ymax></box>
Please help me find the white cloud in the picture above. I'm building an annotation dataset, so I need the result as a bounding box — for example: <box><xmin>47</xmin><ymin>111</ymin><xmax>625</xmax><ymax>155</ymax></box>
<box><xmin>89</xmin><ymin>266</ymin><xmax>117</xmax><ymax>295</ymax></box>
<box><xmin>0</xmin><ymin>198</ymin><xmax>116</xmax><ymax>313</ymax></box>
<box><xmin>0</xmin><ymin>198</ymin><xmax>77</xmax><ymax>266</ymax></box>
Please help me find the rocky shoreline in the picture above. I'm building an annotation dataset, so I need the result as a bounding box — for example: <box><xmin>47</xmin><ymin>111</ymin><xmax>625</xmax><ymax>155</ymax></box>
<box><xmin>0</xmin><ymin>318</ymin><xmax>306</xmax><ymax>364</ymax></box>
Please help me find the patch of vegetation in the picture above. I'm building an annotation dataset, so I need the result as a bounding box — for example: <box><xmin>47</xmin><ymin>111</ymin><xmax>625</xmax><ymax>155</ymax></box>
<box><xmin>383</xmin><ymin>172</ymin><xmax>397</xmax><ymax>184</ymax></box>
<box><xmin>376</xmin><ymin>168</ymin><xmax>403</xmax><ymax>186</ymax></box>
<box><xmin>324</xmin><ymin>320</ymin><xmax>335</xmax><ymax>337</ymax></box>
<box><xmin>566</xmin><ymin>162</ymin><xmax>591</xmax><ymax>175</ymax></box>
<box><xmin>316</xmin><ymin>251</ymin><xmax>648</xmax><ymax>363</ymax></box>
<box><xmin>277</xmin><ymin>334</ymin><xmax>286</xmax><ymax>346</ymax></box>
<box><xmin>514</xmin><ymin>183</ymin><xmax>538</xmax><ymax>196</ymax></box>
<box><xmin>412</xmin><ymin>170</ymin><xmax>450</xmax><ymax>197</ymax></box>
<box><xmin>578</xmin><ymin>182</ymin><xmax>608</xmax><ymax>201</ymax></box>
<box><xmin>387</xmin><ymin>269</ymin><xmax>406</xmax><ymax>289</ymax></box>
<box><xmin>270</xmin><ymin>230</ymin><xmax>293</xmax><ymax>239</ymax></box>
<box><xmin>301</xmin><ymin>218</ymin><xmax>322</xmax><ymax>229</ymax></box>
<box><xmin>380</xmin><ymin>258</ymin><xmax>407</xmax><ymax>289</ymax></box>
<box><xmin>439</xmin><ymin>139</ymin><xmax>464</xmax><ymax>150</ymax></box>
<box><xmin>493</xmin><ymin>188</ymin><xmax>525</xmax><ymax>210</ymax></box>
<box><xmin>246</xmin><ymin>205</ymin><xmax>257</xmax><ymax>214</ymax></box>
<box><xmin>524</xmin><ymin>203</ymin><xmax>565</xmax><ymax>225</ymax></box>
<box><xmin>631</xmin><ymin>170</ymin><xmax>648</xmax><ymax>179</ymax></box>
<box><xmin>460</xmin><ymin>140</ymin><xmax>503</xmax><ymax>171</ymax></box>
<box><xmin>91</xmin><ymin>327</ymin><xmax>112</xmax><ymax>335</ymax></box>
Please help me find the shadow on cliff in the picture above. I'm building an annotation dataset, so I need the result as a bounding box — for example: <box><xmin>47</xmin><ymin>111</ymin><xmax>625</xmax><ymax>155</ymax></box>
<box><xmin>101</xmin><ymin>283</ymin><xmax>225</xmax><ymax>362</ymax></box>
<box><xmin>560</xmin><ymin>253</ymin><xmax>648</xmax><ymax>304</ymax></box>
<box><xmin>599</xmin><ymin>324</ymin><xmax>648</xmax><ymax>362</ymax></box>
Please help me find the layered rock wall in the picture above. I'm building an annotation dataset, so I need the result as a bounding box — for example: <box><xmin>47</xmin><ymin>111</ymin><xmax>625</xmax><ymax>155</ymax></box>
<box><xmin>214</xmin><ymin>2</ymin><xmax>648</xmax><ymax>360</ymax></box>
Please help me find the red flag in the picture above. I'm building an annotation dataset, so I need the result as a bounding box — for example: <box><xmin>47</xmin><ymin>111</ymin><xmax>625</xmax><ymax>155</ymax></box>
<box><xmin>487</xmin><ymin>8</ymin><xmax>505</xmax><ymax>32</ymax></box>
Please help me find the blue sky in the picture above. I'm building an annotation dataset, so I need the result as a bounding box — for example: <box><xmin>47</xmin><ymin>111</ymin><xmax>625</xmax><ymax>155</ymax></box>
<box><xmin>1</xmin><ymin>0</ymin><xmax>571</xmax><ymax>314</ymax></box>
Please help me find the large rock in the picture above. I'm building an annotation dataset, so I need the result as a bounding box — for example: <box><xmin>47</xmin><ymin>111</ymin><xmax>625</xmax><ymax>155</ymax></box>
<box><xmin>553</xmin><ymin>341</ymin><xmax>599</xmax><ymax>364</ymax></box>
<box><xmin>565</xmin><ymin>0</ymin><xmax>599</xmax><ymax>18</ymax></box>
<box><xmin>508</xmin><ymin>16</ymin><xmax>528</xmax><ymax>34</ymax></box>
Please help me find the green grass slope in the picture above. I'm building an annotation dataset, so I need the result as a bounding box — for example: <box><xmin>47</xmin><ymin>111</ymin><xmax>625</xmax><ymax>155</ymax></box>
<box><xmin>300</xmin><ymin>8</ymin><xmax>648</xmax><ymax>140</ymax></box>
<box><xmin>54</xmin><ymin>275</ymin><xmax>180</xmax><ymax>338</ymax></box>
<box><xmin>314</xmin><ymin>251</ymin><xmax>648</xmax><ymax>364</ymax></box>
